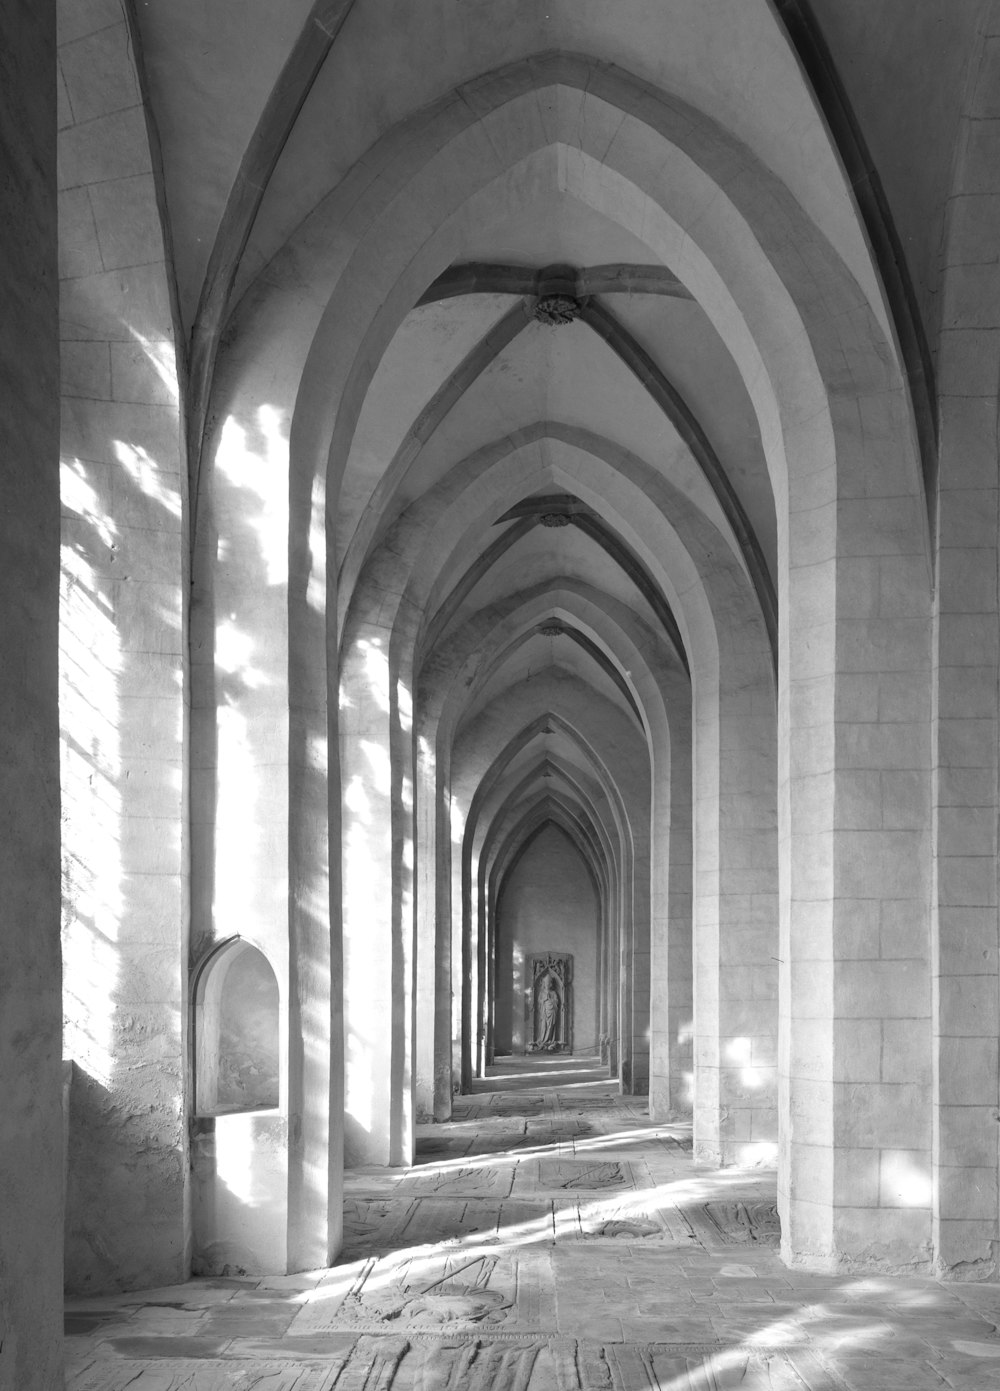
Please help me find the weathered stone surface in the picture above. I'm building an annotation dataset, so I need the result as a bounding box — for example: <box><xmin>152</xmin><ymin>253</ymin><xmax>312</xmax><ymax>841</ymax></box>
<box><xmin>59</xmin><ymin>0</ymin><xmax>189</xmax><ymax>1295</ymax></box>
<box><xmin>0</xmin><ymin>7</ymin><xmax>62</xmax><ymax>1389</ymax></box>
<box><xmin>65</xmin><ymin>1068</ymin><xmax>1000</xmax><ymax>1389</ymax></box>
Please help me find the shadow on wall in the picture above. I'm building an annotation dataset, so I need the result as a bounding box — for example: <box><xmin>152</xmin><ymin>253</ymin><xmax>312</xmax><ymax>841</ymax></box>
<box><xmin>63</xmin><ymin>1059</ymin><xmax>186</xmax><ymax>1294</ymax></box>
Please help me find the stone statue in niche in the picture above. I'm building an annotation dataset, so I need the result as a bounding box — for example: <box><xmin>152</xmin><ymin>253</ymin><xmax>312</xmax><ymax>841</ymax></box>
<box><xmin>527</xmin><ymin>953</ymin><xmax>572</xmax><ymax>1052</ymax></box>
<box><xmin>538</xmin><ymin>982</ymin><xmax>559</xmax><ymax>1045</ymax></box>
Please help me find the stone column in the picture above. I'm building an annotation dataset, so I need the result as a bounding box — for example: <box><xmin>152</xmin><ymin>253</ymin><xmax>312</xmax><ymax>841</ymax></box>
<box><xmin>287</xmin><ymin>472</ymin><xmax>341</xmax><ymax>1269</ymax></box>
<box><xmin>414</xmin><ymin>734</ymin><xmax>438</xmax><ymax>1120</ymax></box>
<box><xmin>627</xmin><ymin>836</ymin><xmax>652</xmax><ymax>1096</ymax></box>
<box><xmin>413</xmin><ymin>706</ymin><xmax>455</xmax><ymax>1120</ymax></box>
<box><xmin>191</xmin><ymin>325</ymin><xmax>340</xmax><ymax>1272</ymax></box>
<box><xmin>340</xmin><ymin>620</ymin><xmax>414</xmax><ymax>1165</ymax></box>
<box><xmin>930</xmin><ymin>13</ymin><xmax>1000</xmax><ymax>1276</ymax></box>
<box><xmin>0</xmin><ymin>2</ymin><xmax>63</xmax><ymax>1385</ymax></box>
<box><xmin>694</xmin><ymin>625</ymin><xmax>778</xmax><ymax>1166</ymax></box>
<box><xmin>649</xmin><ymin>685</ymin><xmax>692</xmax><ymax>1121</ymax></box>
<box><xmin>779</xmin><ymin>390</ymin><xmax>933</xmax><ymax>1272</ymax></box>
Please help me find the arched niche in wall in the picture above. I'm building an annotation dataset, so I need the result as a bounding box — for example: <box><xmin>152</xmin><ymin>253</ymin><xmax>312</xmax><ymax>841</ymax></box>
<box><xmin>194</xmin><ymin>938</ymin><xmax>280</xmax><ymax>1115</ymax></box>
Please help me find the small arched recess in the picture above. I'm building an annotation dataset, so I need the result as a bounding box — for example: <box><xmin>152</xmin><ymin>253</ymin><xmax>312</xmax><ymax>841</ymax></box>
<box><xmin>194</xmin><ymin>938</ymin><xmax>280</xmax><ymax>1116</ymax></box>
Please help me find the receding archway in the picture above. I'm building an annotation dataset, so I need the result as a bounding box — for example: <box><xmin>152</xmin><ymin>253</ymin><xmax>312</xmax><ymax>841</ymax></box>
<box><xmin>493</xmin><ymin>820</ymin><xmax>602</xmax><ymax>1059</ymax></box>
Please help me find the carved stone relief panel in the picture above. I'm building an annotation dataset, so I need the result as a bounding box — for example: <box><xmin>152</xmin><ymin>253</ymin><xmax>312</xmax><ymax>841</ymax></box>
<box><xmin>527</xmin><ymin>953</ymin><xmax>572</xmax><ymax>1052</ymax></box>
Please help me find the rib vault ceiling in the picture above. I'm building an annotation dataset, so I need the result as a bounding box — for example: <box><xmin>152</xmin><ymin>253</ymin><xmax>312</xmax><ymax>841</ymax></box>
<box><xmin>126</xmin><ymin>0</ymin><xmax>977</xmax><ymax>944</ymax></box>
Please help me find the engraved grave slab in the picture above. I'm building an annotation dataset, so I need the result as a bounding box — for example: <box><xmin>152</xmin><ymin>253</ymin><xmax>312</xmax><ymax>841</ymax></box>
<box><xmin>402</xmin><ymin>1163</ymin><xmax>515</xmax><ymax>1199</ymax></box>
<box><xmin>573</xmin><ymin>1203</ymin><xmax>697</xmax><ymax>1245</ymax></box>
<box><xmin>69</xmin><ymin>1359</ymin><xmax>351</xmax><ymax>1390</ymax></box>
<box><xmin>341</xmin><ymin>1198</ymin><xmax>408</xmax><ymax>1260</ymax></box>
<box><xmin>397</xmin><ymin>1198</ymin><xmax>504</xmax><ymax>1249</ymax></box>
<box><xmin>290</xmin><ymin>1248</ymin><xmax>554</xmax><ymax>1336</ymax></box>
<box><xmin>688</xmin><ymin>1200</ymin><xmax>781</xmax><ymax>1248</ymax></box>
<box><xmin>521</xmin><ymin>1158</ymin><xmax>635</xmax><ymax>1194</ymax></box>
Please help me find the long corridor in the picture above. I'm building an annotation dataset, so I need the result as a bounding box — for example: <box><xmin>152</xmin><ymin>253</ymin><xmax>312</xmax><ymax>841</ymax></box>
<box><xmin>66</xmin><ymin>1059</ymin><xmax>999</xmax><ymax>1389</ymax></box>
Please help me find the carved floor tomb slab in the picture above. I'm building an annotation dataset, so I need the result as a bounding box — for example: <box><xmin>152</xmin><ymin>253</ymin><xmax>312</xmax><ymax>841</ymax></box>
<box><xmin>518</xmin><ymin>1158</ymin><xmax>637</xmax><ymax>1194</ymax></box>
<box><xmin>687</xmin><ymin>1201</ymin><xmax>781</xmax><ymax>1248</ymax></box>
<box><xmin>570</xmin><ymin>1201</ymin><xmax>697</xmax><ymax>1245</ymax></box>
<box><xmin>341</xmin><ymin>1200</ymin><xmax>409</xmax><ymax>1260</ymax></box>
<box><xmin>394</xmin><ymin>1197</ymin><xmax>556</xmax><ymax>1250</ymax></box>
<box><xmin>402</xmin><ymin>1162</ymin><xmax>515</xmax><ymax>1199</ymax></box>
<box><xmin>69</xmin><ymin>1360</ymin><xmax>350</xmax><ymax>1390</ymax></box>
<box><xmin>66</xmin><ymin>1337</ymin><xmax>836</xmax><ymax>1391</ymax></box>
<box><xmin>290</xmin><ymin>1247</ymin><xmax>555</xmax><ymax>1336</ymax></box>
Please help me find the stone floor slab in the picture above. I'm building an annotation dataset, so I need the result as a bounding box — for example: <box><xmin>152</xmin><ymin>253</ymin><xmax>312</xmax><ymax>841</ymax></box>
<box><xmin>65</xmin><ymin>1057</ymin><xmax>999</xmax><ymax>1391</ymax></box>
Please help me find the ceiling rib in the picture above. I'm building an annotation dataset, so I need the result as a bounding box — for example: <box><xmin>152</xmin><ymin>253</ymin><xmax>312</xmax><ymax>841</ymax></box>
<box><xmin>187</xmin><ymin>0</ymin><xmax>358</xmax><ymax>541</ymax></box>
<box><xmin>492</xmin><ymin>796</ymin><xmax>608</xmax><ymax>907</ymax></box>
<box><xmin>376</xmin><ymin>262</ymin><xmax>775</xmax><ymax>672</ymax></box>
<box><xmin>570</xmin><ymin>513</ymin><xmax>689</xmax><ymax>677</ymax></box>
<box><xmin>493</xmin><ymin>493</ymin><xmax>688</xmax><ymax>673</ymax></box>
<box><xmin>538</xmin><ymin>623</ymin><xmax>645</xmax><ymax>726</ymax></box>
<box><xmin>418</xmin><ymin>262</ymin><xmax>693</xmax><ymax>305</ymax></box>
<box><xmin>423</xmin><ymin>496</ymin><xmax>688</xmax><ymax>676</ymax></box>
<box><xmin>581</xmin><ymin>298</ymin><xmax>777</xmax><ymax>673</ymax></box>
<box><xmin>413</xmin><ymin>517</ymin><xmax>535</xmax><ymax>661</ymax></box>
<box><xmin>342</xmin><ymin>299</ymin><xmax>533</xmax><ymax>601</ymax></box>
<box><xmin>770</xmin><ymin>0</ymin><xmax>937</xmax><ymax>543</ymax></box>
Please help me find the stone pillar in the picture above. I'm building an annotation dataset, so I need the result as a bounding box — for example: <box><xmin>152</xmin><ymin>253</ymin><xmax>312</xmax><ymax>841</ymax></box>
<box><xmin>931</xmin><ymin>12</ymin><xmax>1000</xmax><ymax>1276</ymax></box>
<box><xmin>415</xmin><ymin>732</ymin><xmax>452</xmax><ymax>1119</ymax></box>
<box><xmin>191</xmin><ymin>400</ymin><xmax>293</xmax><ymax>1275</ymax></box>
<box><xmin>694</xmin><ymin>629</ymin><xmax>778</xmax><ymax>1165</ymax></box>
<box><xmin>340</xmin><ymin>621</ymin><xmax>414</xmax><ymax>1165</ymax></box>
<box><xmin>414</xmin><ymin>737</ymin><xmax>436</xmax><ymax>1120</ymax></box>
<box><xmin>627</xmin><ymin>838</ymin><xmax>652</xmax><ymax>1095</ymax></box>
<box><xmin>434</xmin><ymin>768</ymin><xmax>455</xmax><ymax>1118</ymax></box>
<box><xmin>649</xmin><ymin>707</ymin><xmax>693</xmax><ymax>1121</ymax></box>
<box><xmin>0</xmin><ymin>2</ymin><xmax>63</xmax><ymax>1385</ymax></box>
<box><xmin>779</xmin><ymin>391</ymin><xmax>933</xmax><ymax>1271</ymax></box>
<box><xmin>287</xmin><ymin>487</ymin><xmax>341</xmax><ymax>1269</ymax></box>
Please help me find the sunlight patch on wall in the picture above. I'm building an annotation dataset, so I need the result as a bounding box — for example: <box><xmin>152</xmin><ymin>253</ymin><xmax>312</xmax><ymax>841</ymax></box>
<box><xmin>215</xmin><ymin>1111</ymin><xmax>256</xmax><ymax>1203</ymax></box>
<box><xmin>397</xmin><ymin>678</ymin><xmax>413</xmax><ymax>734</ymax></box>
<box><xmin>115</xmin><ymin>440</ymin><xmax>182</xmax><ymax>519</ymax></box>
<box><xmin>128</xmin><ymin>328</ymin><xmax>179</xmax><ymax>404</ymax></box>
<box><xmin>359</xmin><ymin>637</ymin><xmax>391</xmax><ymax>714</ymax></box>
<box><xmin>308</xmin><ymin>473</ymin><xmax>326</xmax><ymax>612</ymax></box>
<box><xmin>881</xmin><ymin>1152</ymin><xmax>933</xmax><ymax>1208</ymax></box>
<box><xmin>60</xmin><ymin>457</ymin><xmax>123</xmax><ymax>1088</ymax></box>
<box><xmin>343</xmin><ymin>805</ymin><xmax>381</xmax><ymax>1134</ymax></box>
<box><xmin>216</xmin><ymin>618</ymin><xmax>264</xmax><ymax>688</ymax></box>
<box><xmin>736</xmin><ymin>1141</ymin><xmax>778</xmax><ymax>1168</ymax></box>
<box><xmin>360</xmin><ymin>739</ymin><xmax>391</xmax><ymax>797</ymax></box>
<box><xmin>215</xmin><ymin>409</ymin><xmax>290</xmax><ymax>587</ymax></box>
<box><xmin>344</xmin><ymin>773</ymin><xmax>371</xmax><ymax>820</ymax></box>
<box><xmin>215</xmin><ymin>701</ymin><xmax>259</xmax><ymax>940</ymax></box>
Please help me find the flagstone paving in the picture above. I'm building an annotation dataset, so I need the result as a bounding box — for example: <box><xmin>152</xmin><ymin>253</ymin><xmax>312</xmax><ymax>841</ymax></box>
<box><xmin>66</xmin><ymin>1056</ymin><xmax>1000</xmax><ymax>1388</ymax></box>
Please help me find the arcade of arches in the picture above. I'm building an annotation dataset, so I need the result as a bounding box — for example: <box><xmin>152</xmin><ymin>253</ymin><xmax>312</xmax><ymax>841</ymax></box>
<box><xmin>4</xmin><ymin>2</ymin><xmax>1000</xmax><ymax>1386</ymax></box>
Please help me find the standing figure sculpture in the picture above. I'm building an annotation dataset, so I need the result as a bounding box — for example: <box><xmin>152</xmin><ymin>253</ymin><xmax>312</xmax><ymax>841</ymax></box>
<box><xmin>537</xmin><ymin>979</ymin><xmax>559</xmax><ymax>1048</ymax></box>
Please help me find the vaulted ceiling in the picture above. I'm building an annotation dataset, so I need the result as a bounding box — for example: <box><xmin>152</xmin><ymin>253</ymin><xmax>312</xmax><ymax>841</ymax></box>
<box><xmin>127</xmin><ymin>0</ymin><xmax>985</xmax><ymax>886</ymax></box>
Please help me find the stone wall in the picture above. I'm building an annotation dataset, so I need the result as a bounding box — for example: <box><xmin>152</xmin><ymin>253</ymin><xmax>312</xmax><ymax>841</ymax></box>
<box><xmin>0</xmin><ymin>2</ymin><xmax>63</xmax><ymax>1385</ymax></box>
<box><xmin>58</xmin><ymin>0</ymin><xmax>189</xmax><ymax>1292</ymax></box>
